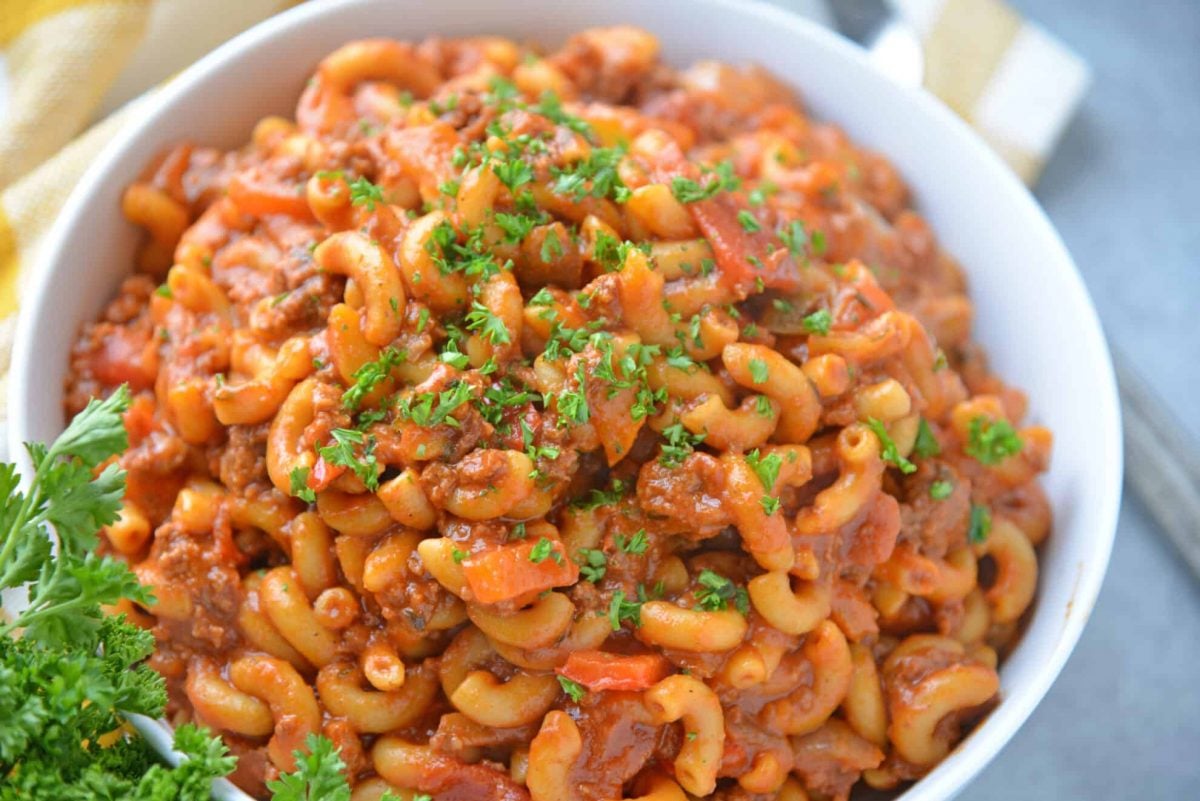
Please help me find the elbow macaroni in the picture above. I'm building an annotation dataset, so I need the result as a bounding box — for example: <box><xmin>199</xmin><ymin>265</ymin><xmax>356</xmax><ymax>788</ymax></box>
<box><xmin>70</xmin><ymin>25</ymin><xmax>1052</xmax><ymax>800</ymax></box>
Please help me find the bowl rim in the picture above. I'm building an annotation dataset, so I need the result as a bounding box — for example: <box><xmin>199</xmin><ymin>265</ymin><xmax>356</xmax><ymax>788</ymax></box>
<box><xmin>7</xmin><ymin>0</ymin><xmax>1122</xmax><ymax>798</ymax></box>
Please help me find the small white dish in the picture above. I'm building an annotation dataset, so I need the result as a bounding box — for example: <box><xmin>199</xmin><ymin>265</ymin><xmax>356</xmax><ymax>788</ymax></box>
<box><xmin>7</xmin><ymin>1</ymin><xmax>1121</xmax><ymax>799</ymax></box>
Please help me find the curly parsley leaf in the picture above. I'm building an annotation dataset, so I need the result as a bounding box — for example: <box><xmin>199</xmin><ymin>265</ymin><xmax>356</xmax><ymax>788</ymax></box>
<box><xmin>913</xmin><ymin>418</ymin><xmax>942</xmax><ymax>458</ymax></box>
<box><xmin>317</xmin><ymin>428</ymin><xmax>379</xmax><ymax>491</ymax></box>
<box><xmin>968</xmin><ymin>503</ymin><xmax>993</xmax><ymax>543</ymax></box>
<box><xmin>659</xmin><ymin>423</ymin><xmax>705</xmax><ymax>468</ymax></box>
<box><xmin>348</xmin><ymin>176</ymin><xmax>384</xmax><ymax>211</ymax></box>
<box><xmin>616</xmin><ymin>528</ymin><xmax>649</xmax><ymax>555</ymax></box>
<box><xmin>802</xmin><ymin>308</ymin><xmax>832</xmax><ymax>336</ymax></box>
<box><xmin>695</xmin><ymin>569</ymin><xmax>750</xmax><ymax>615</ymax></box>
<box><xmin>576</xmin><ymin>548</ymin><xmax>607</xmax><ymax>583</ymax></box>
<box><xmin>866</xmin><ymin>417</ymin><xmax>917</xmax><ymax>475</ymax></box>
<box><xmin>529</xmin><ymin>537</ymin><xmax>564</xmax><ymax>565</ymax></box>
<box><xmin>342</xmin><ymin>347</ymin><xmax>406</xmax><ymax>412</ymax></box>
<box><xmin>557</xmin><ymin>675</ymin><xmax>587</xmax><ymax>702</ymax></box>
<box><xmin>965</xmin><ymin>416</ymin><xmax>1023</xmax><ymax>465</ymax></box>
<box><xmin>608</xmin><ymin>590</ymin><xmax>643</xmax><ymax>630</ymax></box>
<box><xmin>266</xmin><ymin>734</ymin><xmax>352</xmax><ymax>801</ymax></box>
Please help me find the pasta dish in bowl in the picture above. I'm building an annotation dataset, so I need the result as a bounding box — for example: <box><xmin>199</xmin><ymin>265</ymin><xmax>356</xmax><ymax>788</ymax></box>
<box><xmin>8</xmin><ymin>2</ymin><xmax>1121</xmax><ymax>800</ymax></box>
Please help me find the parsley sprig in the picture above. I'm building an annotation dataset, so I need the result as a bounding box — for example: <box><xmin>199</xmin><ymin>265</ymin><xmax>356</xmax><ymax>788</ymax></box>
<box><xmin>694</xmin><ymin>569</ymin><xmax>750</xmax><ymax>615</ymax></box>
<box><xmin>0</xmin><ymin>385</ymin><xmax>366</xmax><ymax>797</ymax></box>
<box><xmin>965</xmin><ymin>416</ymin><xmax>1023</xmax><ymax>465</ymax></box>
<box><xmin>866</xmin><ymin>418</ymin><xmax>917</xmax><ymax>475</ymax></box>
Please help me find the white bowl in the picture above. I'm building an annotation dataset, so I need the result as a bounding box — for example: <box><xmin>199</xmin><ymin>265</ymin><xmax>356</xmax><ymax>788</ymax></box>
<box><xmin>7</xmin><ymin>1</ymin><xmax>1122</xmax><ymax>798</ymax></box>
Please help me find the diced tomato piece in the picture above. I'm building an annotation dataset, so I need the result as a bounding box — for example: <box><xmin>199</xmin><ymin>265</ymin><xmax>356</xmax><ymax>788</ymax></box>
<box><xmin>462</xmin><ymin>540</ymin><xmax>579</xmax><ymax>605</ymax></box>
<box><xmin>90</xmin><ymin>327</ymin><xmax>157</xmax><ymax>391</ymax></box>
<box><xmin>307</xmin><ymin>456</ymin><xmax>345</xmax><ymax>491</ymax></box>
<box><xmin>558</xmin><ymin>650</ymin><xmax>673</xmax><ymax>692</ymax></box>
<box><xmin>227</xmin><ymin>170</ymin><xmax>315</xmax><ymax>220</ymax></box>
<box><xmin>644</xmin><ymin>135</ymin><xmax>801</xmax><ymax>295</ymax></box>
<box><xmin>689</xmin><ymin>196</ymin><xmax>802</xmax><ymax>294</ymax></box>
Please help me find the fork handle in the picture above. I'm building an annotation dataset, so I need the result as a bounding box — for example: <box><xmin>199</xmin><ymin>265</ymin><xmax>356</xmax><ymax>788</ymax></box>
<box><xmin>1114</xmin><ymin>349</ymin><xmax>1200</xmax><ymax>576</ymax></box>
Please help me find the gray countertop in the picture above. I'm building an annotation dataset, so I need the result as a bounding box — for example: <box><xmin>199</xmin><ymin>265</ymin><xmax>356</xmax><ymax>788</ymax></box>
<box><xmin>962</xmin><ymin>0</ymin><xmax>1200</xmax><ymax>797</ymax></box>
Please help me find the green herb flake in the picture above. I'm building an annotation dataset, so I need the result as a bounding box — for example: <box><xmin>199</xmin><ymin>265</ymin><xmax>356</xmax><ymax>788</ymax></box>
<box><xmin>289</xmin><ymin>466</ymin><xmax>317</xmax><ymax>503</ymax></box>
<box><xmin>348</xmin><ymin>176</ymin><xmax>384</xmax><ymax>210</ymax></box>
<box><xmin>913</xmin><ymin>418</ymin><xmax>941</xmax><ymax>458</ymax></box>
<box><xmin>736</xmin><ymin>209</ymin><xmax>762</xmax><ymax>233</ymax></box>
<box><xmin>577</xmin><ymin>548</ymin><xmax>607</xmax><ymax>583</ymax></box>
<box><xmin>529</xmin><ymin>536</ymin><xmax>564</xmax><ymax>565</ymax></box>
<box><xmin>968</xmin><ymin>503</ymin><xmax>992</xmax><ymax>543</ymax></box>
<box><xmin>616</xmin><ymin>528</ymin><xmax>649</xmax><ymax>555</ymax></box>
<box><xmin>557</xmin><ymin>674</ymin><xmax>587</xmax><ymax>702</ymax></box>
<box><xmin>695</xmin><ymin>569</ymin><xmax>750</xmax><ymax>615</ymax></box>
<box><xmin>866</xmin><ymin>417</ymin><xmax>917</xmax><ymax>475</ymax></box>
<box><xmin>965</xmin><ymin>416</ymin><xmax>1023</xmax><ymax>465</ymax></box>
<box><xmin>607</xmin><ymin>590</ymin><xmax>643</xmax><ymax>630</ymax></box>
<box><xmin>802</xmin><ymin>308</ymin><xmax>832</xmax><ymax>335</ymax></box>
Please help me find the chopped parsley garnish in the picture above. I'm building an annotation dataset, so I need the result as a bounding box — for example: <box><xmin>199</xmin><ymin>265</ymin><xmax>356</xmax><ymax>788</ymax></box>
<box><xmin>695</xmin><ymin>569</ymin><xmax>750</xmax><ymax>615</ymax></box>
<box><xmin>913</xmin><ymin>418</ymin><xmax>942</xmax><ymax>458</ymax></box>
<box><xmin>616</xmin><ymin>528</ymin><xmax>649</xmax><ymax>555</ymax></box>
<box><xmin>659</xmin><ymin>422</ymin><xmax>705</xmax><ymax>467</ymax></box>
<box><xmin>748</xmin><ymin>182</ymin><xmax>777</xmax><ymax>206</ymax></box>
<box><xmin>551</xmin><ymin>146</ymin><xmax>631</xmax><ymax>203</ymax></box>
<box><xmin>555</xmin><ymin>363</ymin><xmax>590</xmax><ymax>425</ymax></box>
<box><xmin>494</xmin><ymin>211</ymin><xmax>538</xmax><ymax>243</ymax></box>
<box><xmin>577</xmin><ymin>548</ymin><xmax>607</xmax><ymax>583</ymax></box>
<box><xmin>398</xmin><ymin>380</ymin><xmax>473</xmax><ymax>428</ymax></box>
<box><xmin>759</xmin><ymin>495</ymin><xmax>782</xmax><ymax>515</ymax></box>
<box><xmin>592</xmin><ymin>232</ymin><xmax>636</xmax><ymax>272</ymax></box>
<box><xmin>348</xmin><ymin>176</ymin><xmax>384</xmax><ymax>210</ymax></box>
<box><xmin>557</xmin><ymin>675</ymin><xmax>587</xmax><ymax>702</ymax></box>
<box><xmin>744</xmin><ymin>449</ymin><xmax>782</xmax><ymax>491</ymax></box>
<box><xmin>572</xmin><ymin>477</ymin><xmax>628</xmax><ymax>510</ymax></box>
<box><xmin>754</xmin><ymin>395</ymin><xmax>774</xmax><ymax>417</ymax></box>
<box><xmin>540</xmin><ymin>229</ymin><xmax>563</xmax><ymax>262</ymax></box>
<box><xmin>439</xmin><ymin>337</ymin><xmax>470</xmax><ymax>369</ymax></box>
<box><xmin>866</xmin><ymin>417</ymin><xmax>917</xmax><ymax>475</ymax></box>
<box><xmin>802</xmin><ymin>309</ymin><xmax>832</xmax><ymax>335</ymax></box>
<box><xmin>748</xmin><ymin>358</ymin><xmax>770</xmax><ymax>384</ymax></box>
<box><xmin>528</xmin><ymin>287</ymin><xmax>555</xmax><ymax>307</ymax></box>
<box><xmin>665</xmin><ymin>346</ymin><xmax>698</xmax><ymax>372</ymax></box>
<box><xmin>289</xmin><ymin>466</ymin><xmax>316</xmax><ymax>503</ymax></box>
<box><xmin>532</xmin><ymin>89</ymin><xmax>593</xmax><ymax>136</ymax></box>
<box><xmin>811</xmin><ymin>229</ymin><xmax>828</xmax><ymax>256</ymax></box>
<box><xmin>452</xmin><ymin>548</ymin><xmax>467</xmax><ymax>563</ymax></box>
<box><xmin>521</xmin><ymin>419</ymin><xmax>560</xmax><ymax>470</ymax></box>
<box><xmin>608</xmin><ymin>590</ymin><xmax>642</xmax><ymax>630</ymax></box>
<box><xmin>493</xmin><ymin>156</ymin><xmax>535</xmax><ymax>193</ymax></box>
<box><xmin>929</xmin><ymin>480</ymin><xmax>954</xmax><ymax>500</ymax></box>
<box><xmin>736</xmin><ymin>210</ymin><xmax>762</xmax><ymax>233</ymax></box>
<box><xmin>669</xmin><ymin>169</ymin><xmax>736</xmax><ymax>204</ymax></box>
<box><xmin>341</xmin><ymin>346</ymin><xmax>406</xmax><ymax>411</ymax></box>
<box><xmin>965</xmin><ymin>416</ymin><xmax>1023</xmax><ymax>465</ymax></box>
<box><xmin>317</xmin><ymin>428</ymin><xmax>379</xmax><ymax>490</ymax></box>
<box><xmin>778</xmin><ymin>220</ymin><xmax>808</xmax><ymax>257</ymax></box>
<box><xmin>968</xmin><ymin>503</ymin><xmax>992</xmax><ymax>543</ymax></box>
<box><xmin>485</xmin><ymin>74</ymin><xmax>520</xmax><ymax>105</ymax></box>
<box><xmin>529</xmin><ymin>537</ymin><xmax>563</xmax><ymax>564</ymax></box>
<box><xmin>465</xmin><ymin>301</ymin><xmax>512</xmax><ymax>345</ymax></box>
